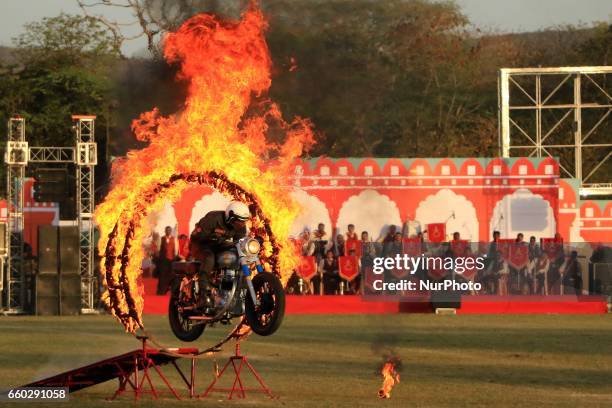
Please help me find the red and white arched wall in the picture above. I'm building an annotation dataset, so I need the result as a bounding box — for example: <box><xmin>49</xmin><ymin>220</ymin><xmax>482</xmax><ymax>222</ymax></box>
<box><xmin>4</xmin><ymin>157</ymin><xmax>609</xmax><ymax>253</ymax></box>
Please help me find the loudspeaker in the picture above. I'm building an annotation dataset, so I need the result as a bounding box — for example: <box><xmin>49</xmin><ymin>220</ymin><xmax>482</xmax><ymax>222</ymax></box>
<box><xmin>59</xmin><ymin>274</ymin><xmax>81</xmax><ymax>316</ymax></box>
<box><xmin>430</xmin><ymin>290</ymin><xmax>462</xmax><ymax>309</ymax></box>
<box><xmin>38</xmin><ymin>226</ymin><xmax>58</xmax><ymax>275</ymax></box>
<box><xmin>35</xmin><ymin>274</ymin><xmax>59</xmax><ymax>315</ymax></box>
<box><xmin>59</xmin><ymin>226</ymin><xmax>79</xmax><ymax>275</ymax></box>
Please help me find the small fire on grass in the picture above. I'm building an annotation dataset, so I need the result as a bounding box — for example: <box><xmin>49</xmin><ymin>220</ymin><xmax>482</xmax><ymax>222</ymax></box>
<box><xmin>378</xmin><ymin>358</ymin><xmax>400</xmax><ymax>399</ymax></box>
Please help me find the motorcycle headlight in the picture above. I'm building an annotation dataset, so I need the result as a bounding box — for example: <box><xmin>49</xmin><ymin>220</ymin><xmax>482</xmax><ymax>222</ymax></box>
<box><xmin>245</xmin><ymin>238</ymin><xmax>261</xmax><ymax>255</ymax></box>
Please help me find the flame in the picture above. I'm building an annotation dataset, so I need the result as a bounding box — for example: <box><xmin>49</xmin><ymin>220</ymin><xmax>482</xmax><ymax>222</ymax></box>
<box><xmin>95</xmin><ymin>5</ymin><xmax>314</xmax><ymax>332</ymax></box>
<box><xmin>378</xmin><ymin>362</ymin><xmax>400</xmax><ymax>399</ymax></box>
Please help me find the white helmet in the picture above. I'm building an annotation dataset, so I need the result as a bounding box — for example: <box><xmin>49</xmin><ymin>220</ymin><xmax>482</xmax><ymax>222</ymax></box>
<box><xmin>225</xmin><ymin>201</ymin><xmax>250</xmax><ymax>222</ymax></box>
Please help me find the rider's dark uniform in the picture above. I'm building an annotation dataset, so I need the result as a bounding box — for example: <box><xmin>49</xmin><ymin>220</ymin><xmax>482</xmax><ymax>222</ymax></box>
<box><xmin>189</xmin><ymin>211</ymin><xmax>247</xmax><ymax>276</ymax></box>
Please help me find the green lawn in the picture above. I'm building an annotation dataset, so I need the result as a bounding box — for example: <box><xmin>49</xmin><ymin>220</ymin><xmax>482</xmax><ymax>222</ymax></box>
<box><xmin>0</xmin><ymin>313</ymin><xmax>611</xmax><ymax>407</ymax></box>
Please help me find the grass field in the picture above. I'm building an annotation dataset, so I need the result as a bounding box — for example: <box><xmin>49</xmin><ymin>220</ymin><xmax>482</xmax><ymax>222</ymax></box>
<box><xmin>0</xmin><ymin>313</ymin><xmax>611</xmax><ymax>407</ymax></box>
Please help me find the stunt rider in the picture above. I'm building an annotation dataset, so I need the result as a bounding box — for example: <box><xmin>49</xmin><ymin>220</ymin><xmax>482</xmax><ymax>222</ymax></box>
<box><xmin>189</xmin><ymin>201</ymin><xmax>250</xmax><ymax>306</ymax></box>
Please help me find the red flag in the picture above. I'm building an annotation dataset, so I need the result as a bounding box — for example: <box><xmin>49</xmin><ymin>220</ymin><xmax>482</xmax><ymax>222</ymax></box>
<box><xmin>497</xmin><ymin>239</ymin><xmax>514</xmax><ymax>261</ymax></box>
<box><xmin>363</xmin><ymin>266</ymin><xmax>380</xmax><ymax>292</ymax></box>
<box><xmin>541</xmin><ymin>237</ymin><xmax>563</xmax><ymax>260</ymax></box>
<box><xmin>427</xmin><ymin>223</ymin><xmax>446</xmax><ymax>243</ymax></box>
<box><xmin>297</xmin><ymin>256</ymin><xmax>317</xmax><ymax>281</ymax></box>
<box><xmin>460</xmin><ymin>255</ymin><xmax>478</xmax><ymax>281</ymax></box>
<box><xmin>391</xmin><ymin>266</ymin><xmax>410</xmax><ymax>279</ymax></box>
<box><xmin>508</xmin><ymin>243</ymin><xmax>529</xmax><ymax>269</ymax></box>
<box><xmin>402</xmin><ymin>238</ymin><xmax>422</xmax><ymax>257</ymax></box>
<box><xmin>427</xmin><ymin>256</ymin><xmax>446</xmax><ymax>280</ymax></box>
<box><xmin>451</xmin><ymin>239</ymin><xmax>469</xmax><ymax>257</ymax></box>
<box><xmin>338</xmin><ymin>256</ymin><xmax>360</xmax><ymax>281</ymax></box>
<box><xmin>345</xmin><ymin>239</ymin><xmax>362</xmax><ymax>257</ymax></box>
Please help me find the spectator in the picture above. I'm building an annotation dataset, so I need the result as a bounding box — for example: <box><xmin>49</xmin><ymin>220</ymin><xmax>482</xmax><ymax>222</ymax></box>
<box><xmin>382</xmin><ymin>232</ymin><xmax>403</xmax><ymax>258</ymax></box>
<box><xmin>528</xmin><ymin>236</ymin><xmax>540</xmax><ymax>261</ymax></box>
<box><xmin>402</xmin><ymin>217</ymin><xmax>422</xmax><ymax>238</ymax></box>
<box><xmin>345</xmin><ymin>224</ymin><xmax>358</xmax><ymax>241</ymax></box>
<box><xmin>380</xmin><ymin>225</ymin><xmax>397</xmax><ymax>244</ymax></box>
<box><xmin>313</xmin><ymin>223</ymin><xmax>331</xmax><ymax>260</ymax></box>
<box><xmin>300</xmin><ymin>229</ymin><xmax>315</xmax><ymax>256</ymax></box>
<box><xmin>561</xmin><ymin>251</ymin><xmax>582</xmax><ymax>295</ymax></box>
<box><xmin>515</xmin><ymin>233</ymin><xmax>524</xmax><ymax>243</ymax></box>
<box><xmin>318</xmin><ymin>250</ymin><xmax>340</xmax><ymax>295</ymax></box>
<box><xmin>333</xmin><ymin>234</ymin><xmax>346</xmax><ymax>257</ymax></box>
<box><xmin>156</xmin><ymin>226</ymin><xmax>177</xmax><ymax>295</ymax></box>
<box><xmin>533</xmin><ymin>252</ymin><xmax>549</xmax><ymax>295</ymax></box>
<box><xmin>178</xmin><ymin>234</ymin><xmax>190</xmax><ymax>260</ymax></box>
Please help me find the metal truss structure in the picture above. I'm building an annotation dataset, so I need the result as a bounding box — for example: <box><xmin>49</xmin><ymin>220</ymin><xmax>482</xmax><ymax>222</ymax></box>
<box><xmin>5</xmin><ymin>118</ymin><xmax>26</xmax><ymax>313</ymax></box>
<box><xmin>498</xmin><ymin>66</ymin><xmax>612</xmax><ymax>197</ymax></box>
<box><xmin>3</xmin><ymin>116</ymin><xmax>97</xmax><ymax>313</ymax></box>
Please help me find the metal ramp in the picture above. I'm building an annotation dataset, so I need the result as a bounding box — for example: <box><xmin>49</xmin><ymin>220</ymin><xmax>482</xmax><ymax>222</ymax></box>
<box><xmin>22</xmin><ymin>337</ymin><xmax>199</xmax><ymax>399</ymax></box>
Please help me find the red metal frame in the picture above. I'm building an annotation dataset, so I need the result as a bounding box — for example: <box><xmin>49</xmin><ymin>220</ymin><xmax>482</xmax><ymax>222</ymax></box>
<box><xmin>109</xmin><ymin>336</ymin><xmax>182</xmax><ymax>400</ymax></box>
<box><xmin>201</xmin><ymin>342</ymin><xmax>274</xmax><ymax>399</ymax></box>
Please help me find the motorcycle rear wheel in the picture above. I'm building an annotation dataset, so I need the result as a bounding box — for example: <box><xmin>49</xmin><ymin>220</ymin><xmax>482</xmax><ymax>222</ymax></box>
<box><xmin>168</xmin><ymin>281</ymin><xmax>206</xmax><ymax>342</ymax></box>
<box><xmin>245</xmin><ymin>272</ymin><xmax>285</xmax><ymax>336</ymax></box>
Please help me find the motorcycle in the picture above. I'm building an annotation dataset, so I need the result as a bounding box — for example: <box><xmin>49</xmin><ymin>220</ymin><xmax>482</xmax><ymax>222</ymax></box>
<box><xmin>168</xmin><ymin>237</ymin><xmax>285</xmax><ymax>342</ymax></box>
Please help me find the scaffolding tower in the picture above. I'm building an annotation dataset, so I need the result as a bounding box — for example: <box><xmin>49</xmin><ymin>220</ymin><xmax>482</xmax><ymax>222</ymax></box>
<box><xmin>3</xmin><ymin>116</ymin><xmax>97</xmax><ymax>313</ymax></box>
<box><xmin>498</xmin><ymin>66</ymin><xmax>612</xmax><ymax>197</ymax></box>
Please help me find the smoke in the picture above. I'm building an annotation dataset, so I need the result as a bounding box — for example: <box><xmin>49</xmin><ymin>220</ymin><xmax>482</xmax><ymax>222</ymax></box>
<box><xmin>371</xmin><ymin>336</ymin><xmax>403</xmax><ymax>373</ymax></box>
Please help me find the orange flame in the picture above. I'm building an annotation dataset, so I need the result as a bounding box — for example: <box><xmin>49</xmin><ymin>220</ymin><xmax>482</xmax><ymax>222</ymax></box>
<box><xmin>378</xmin><ymin>362</ymin><xmax>400</xmax><ymax>399</ymax></box>
<box><xmin>95</xmin><ymin>5</ymin><xmax>314</xmax><ymax>332</ymax></box>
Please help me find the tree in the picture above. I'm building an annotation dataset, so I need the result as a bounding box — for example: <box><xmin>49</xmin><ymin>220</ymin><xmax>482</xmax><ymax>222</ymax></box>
<box><xmin>0</xmin><ymin>13</ymin><xmax>121</xmax><ymax>194</ymax></box>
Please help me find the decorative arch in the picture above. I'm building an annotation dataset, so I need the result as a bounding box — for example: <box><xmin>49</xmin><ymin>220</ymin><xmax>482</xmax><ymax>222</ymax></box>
<box><xmin>289</xmin><ymin>189</ymin><xmax>332</xmax><ymax>237</ymax></box>
<box><xmin>415</xmin><ymin>189</ymin><xmax>479</xmax><ymax>241</ymax></box>
<box><xmin>187</xmin><ymin>191</ymin><xmax>231</xmax><ymax>233</ymax></box>
<box><xmin>147</xmin><ymin>201</ymin><xmax>178</xmax><ymax>237</ymax></box>
<box><xmin>336</xmin><ymin>189</ymin><xmax>401</xmax><ymax>241</ymax></box>
<box><xmin>490</xmin><ymin>188</ymin><xmax>556</xmax><ymax>239</ymax></box>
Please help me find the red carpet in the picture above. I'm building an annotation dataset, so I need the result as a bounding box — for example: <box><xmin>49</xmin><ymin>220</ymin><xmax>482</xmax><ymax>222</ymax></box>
<box><xmin>140</xmin><ymin>279</ymin><xmax>607</xmax><ymax>315</ymax></box>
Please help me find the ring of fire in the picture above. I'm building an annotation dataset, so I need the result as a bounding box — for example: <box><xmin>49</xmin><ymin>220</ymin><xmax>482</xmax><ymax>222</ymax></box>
<box><xmin>103</xmin><ymin>170</ymin><xmax>281</xmax><ymax>332</ymax></box>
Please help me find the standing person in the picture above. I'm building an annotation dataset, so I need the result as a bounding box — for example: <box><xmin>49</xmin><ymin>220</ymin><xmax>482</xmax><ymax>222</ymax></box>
<box><xmin>561</xmin><ymin>251</ymin><xmax>583</xmax><ymax>295</ymax></box>
<box><xmin>313</xmin><ymin>223</ymin><xmax>331</xmax><ymax>261</ymax></box>
<box><xmin>345</xmin><ymin>224</ymin><xmax>358</xmax><ymax>241</ymax></box>
<box><xmin>333</xmin><ymin>234</ymin><xmax>346</xmax><ymax>257</ymax></box>
<box><xmin>318</xmin><ymin>250</ymin><xmax>340</xmax><ymax>295</ymax></box>
<box><xmin>177</xmin><ymin>234</ymin><xmax>190</xmax><ymax>260</ymax></box>
<box><xmin>528</xmin><ymin>236</ymin><xmax>540</xmax><ymax>261</ymax></box>
<box><xmin>380</xmin><ymin>225</ymin><xmax>397</xmax><ymax>244</ymax></box>
<box><xmin>156</xmin><ymin>226</ymin><xmax>177</xmax><ymax>295</ymax></box>
<box><xmin>359</xmin><ymin>231</ymin><xmax>377</xmax><ymax>294</ymax></box>
<box><xmin>534</xmin><ymin>253</ymin><xmax>550</xmax><ymax>295</ymax></box>
<box><xmin>300</xmin><ymin>229</ymin><xmax>316</xmax><ymax>256</ymax></box>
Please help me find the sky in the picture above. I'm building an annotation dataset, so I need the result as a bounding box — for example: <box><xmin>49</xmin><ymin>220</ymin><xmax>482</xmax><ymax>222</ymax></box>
<box><xmin>1</xmin><ymin>0</ymin><xmax>611</xmax><ymax>56</ymax></box>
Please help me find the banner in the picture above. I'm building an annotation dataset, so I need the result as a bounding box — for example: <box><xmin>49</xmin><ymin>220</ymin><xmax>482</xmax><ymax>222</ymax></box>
<box><xmin>451</xmin><ymin>239</ymin><xmax>469</xmax><ymax>257</ymax></box>
<box><xmin>363</xmin><ymin>266</ymin><xmax>378</xmax><ymax>292</ymax></box>
<box><xmin>427</xmin><ymin>256</ymin><xmax>446</xmax><ymax>280</ymax></box>
<box><xmin>508</xmin><ymin>243</ymin><xmax>529</xmax><ymax>269</ymax></box>
<box><xmin>402</xmin><ymin>238</ymin><xmax>422</xmax><ymax>257</ymax></box>
<box><xmin>297</xmin><ymin>256</ymin><xmax>317</xmax><ymax>281</ymax></box>
<box><xmin>427</xmin><ymin>223</ymin><xmax>446</xmax><ymax>243</ymax></box>
<box><xmin>461</xmin><ymin>255</ymin><xmax>479</xmax><ymax>281</ymax></box>
<box><xmin>338</xmin><ymin>256</ymin><xmax>360</xmax><ymax>281</ymax></box>
<box><xmin>345</xmin><ymin>239</ymin><xmax>362</xmax><ymax>257</ymax></box>
<box><xmin>541</xmin><ymin>237</ymin><xmax>564</xmax><ymax>260</ymax></box>
<box><xmin>497</xmin><ymin>239</ymin><xmax>514</xmax><ymax>261</ymax></box>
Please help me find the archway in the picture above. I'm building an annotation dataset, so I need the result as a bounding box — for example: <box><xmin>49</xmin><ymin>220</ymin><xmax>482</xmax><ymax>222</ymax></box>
<box><xmin>336</xmin><ymin>190</ymin><xmax>401</xmax><ymax>241</ymax></box>
<box><xmin>415</xmin><ymin>189</ymin><xmax>479</xmax><ymax>241</ymax></box>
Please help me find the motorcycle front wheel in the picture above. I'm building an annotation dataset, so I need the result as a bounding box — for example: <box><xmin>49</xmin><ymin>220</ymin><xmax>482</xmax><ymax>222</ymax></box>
<box><xmin>168</xmin><ymin>280</ymin><xmax>206</xmax><ymax>342</ymax></box>
<box><xmin>245</xmin><ymin>272</ymin><xmax>286</xmax><ymax>336</ymax></box>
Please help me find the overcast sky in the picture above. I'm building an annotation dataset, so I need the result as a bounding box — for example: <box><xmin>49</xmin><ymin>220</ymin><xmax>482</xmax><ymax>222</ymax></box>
<box><xmin>1</xmin><ymin>0</ymin><xmax>611</xmax><ymax>56</ymax></box>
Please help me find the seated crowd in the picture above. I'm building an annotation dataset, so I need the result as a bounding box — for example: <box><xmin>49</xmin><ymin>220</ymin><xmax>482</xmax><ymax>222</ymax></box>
<box><xmin>288</xmin><ymin>221</ymin><xmax>584</xmax><ymax>297</ymax></box>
